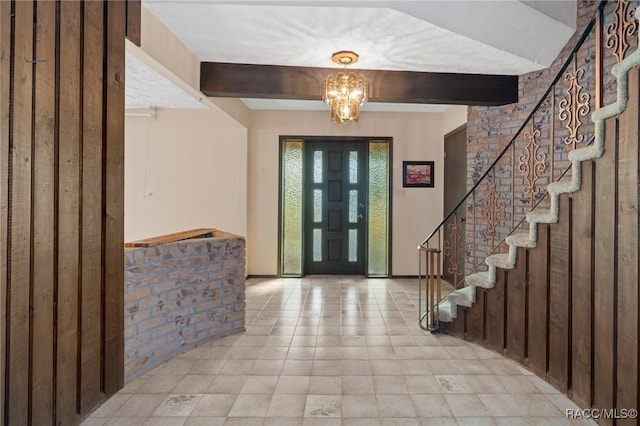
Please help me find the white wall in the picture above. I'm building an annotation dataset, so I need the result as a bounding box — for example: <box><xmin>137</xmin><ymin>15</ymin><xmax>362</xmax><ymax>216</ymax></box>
<box><xmin>125</xmin><ymin>108</ymin><xmax>248</xmax><ymax>242</ymax></box>
<box><xmin>248</xmin><ymin>107</ymin><xmax>466</xmax><ymax>276</ymax></box>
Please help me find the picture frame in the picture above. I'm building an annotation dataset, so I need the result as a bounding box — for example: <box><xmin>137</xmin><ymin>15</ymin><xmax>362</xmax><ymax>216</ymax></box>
<box><xmin>402</xmin><ymin>161</ymin><xmax>434</xmax><ymax>188</ymax></box>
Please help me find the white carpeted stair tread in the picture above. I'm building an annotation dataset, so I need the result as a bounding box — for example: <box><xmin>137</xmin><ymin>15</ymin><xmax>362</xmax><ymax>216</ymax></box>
<box><xmin>448</xmin><ymin>285</ymin><xmax>476</xmax><ymax>307</ymax></box>
<box><xmin>506</xmin><ymin>233</ymin><xmax>535</xmax><ymax>248</ymax></box>
<box><xmin>526</xmin><ymin>209</ymin><xmax>557</xmax><ymax>223</ymax></box>
<box><xmin>465</xmin><ymin>272</ymin><xmax>493</xmax><ymax>289</ymax></box>
<box><xmin>438</xmin><ymin>300</ymin><xmax>455</xmax><ymax>322</ymax></box>
<box><xmin>486</xmin><ymin>253</ymin><xmax>514</xmax><ymax>269</ymax></box>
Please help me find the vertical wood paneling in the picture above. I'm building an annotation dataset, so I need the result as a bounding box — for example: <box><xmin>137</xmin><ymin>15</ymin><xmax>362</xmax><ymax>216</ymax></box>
<box><xmin>528</xmin><ymin>224</ymin><xmax>549</xmax><ymax>377</ymax></box>
<box><xmin>485</xmin><ymin>270</ymin><xmax>506</xmax><ymax>353</ymax></box>
<box><xmin>126</xmin><ymin>0</ymin><xmax>141</xmax><ymax>47</ymax></box>
<box><xmin>104</xmin><ymin>0</ymin><xmax>126</xmax><ymax>395</ymax></box>
<box><xmin>466</xmin><ymin>288</ymin><xmax>485</xmax><ymax>343</ymax></box>
<box><xmin>570</xmin><ymin>160</ymin><xmax>595</xmax><ymax>409</ymax></box>
<box><xmin>593</xmin><ymin>118</ymin><xmax>618</xmax><ymax>416</ymax></box>
<box><xmin>56</xmin><ymin>2</ymin><xmax>82</xmax><ymax>423</ymax></box>
<box><xmin>0</xmin><ymin>2</ymin><xmax>12</xmax><ymax>422</ymax></box>
<box><xmin>80</xmin><ymin>1</ymin><xmax>105</xmax><ymax>414</ymax></box>
<box><xmin>616</xmin><ymin>68</ymin><xmax>639</xmax><ymax>420</ymax></box>
<box><xmin>31</xmin><ymin>2</ymin><xmax>56</xmax><ymax>424</ymax></box>
<box><xmin>548</xmin><ymin>196</ymin><xmax>571</xmax><ymax>392</ymax></box>
<box><xmin>506</xmin><ymin>247</ymin><xmax>527</xmax><ymax>363</ymax></box>
<box><xmin>1</xmin><ymin>0</ymin><xmax>138</xmax><ymax>424</ymax></box>
<box><xmin>8</xmin><ymin>2</ymin><xmax>34</xmax><ymax>424</ymax></box>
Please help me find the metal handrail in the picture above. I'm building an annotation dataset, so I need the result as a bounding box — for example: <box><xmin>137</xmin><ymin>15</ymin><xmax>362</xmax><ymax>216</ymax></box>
<box><xmin>418</xmin><ymin>0</ymin><xmax>607</xmax><ymax>249</ymax></box>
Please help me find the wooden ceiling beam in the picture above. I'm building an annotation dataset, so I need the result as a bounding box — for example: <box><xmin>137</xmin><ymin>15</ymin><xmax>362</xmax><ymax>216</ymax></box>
<box><xmin>200</xmin><ymin>62</ymin><xmax>518</xmax><ymax>106</ymax></box>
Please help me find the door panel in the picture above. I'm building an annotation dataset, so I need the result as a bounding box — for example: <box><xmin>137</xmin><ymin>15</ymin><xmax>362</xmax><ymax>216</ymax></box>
<box><xmin>305</xmin><ymin>142</ymin><xmax>367</xmax><ymax>275</ymax></box>
<box><xmin>443</xmin><ymin>126</ymin><xmax>467</xmax><ymax>286</ymax></box>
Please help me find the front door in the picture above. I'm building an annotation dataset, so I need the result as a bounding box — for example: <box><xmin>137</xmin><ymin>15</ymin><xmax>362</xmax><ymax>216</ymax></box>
<box><xmin>443</xmin><ymin>126</ymin><xmax>467</xmax><ymax>286</ymax></box>
<box><xmin>304</xmin><ymin>141</ymin><xmax>367</xmax><ymax>274</ymax></box>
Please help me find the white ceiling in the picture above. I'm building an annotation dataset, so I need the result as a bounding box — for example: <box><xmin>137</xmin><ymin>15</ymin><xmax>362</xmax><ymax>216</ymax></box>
<box><xmin>131</xmin><ymin>0</ymin><xmax>577</xmax><ymax>112</ymax></box>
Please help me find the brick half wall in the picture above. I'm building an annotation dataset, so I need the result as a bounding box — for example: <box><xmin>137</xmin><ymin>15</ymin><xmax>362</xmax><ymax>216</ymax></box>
<box><xmin>123</xmin><ymin>231</ymin><xmax>246</xmax><ymax>381</ymax></box>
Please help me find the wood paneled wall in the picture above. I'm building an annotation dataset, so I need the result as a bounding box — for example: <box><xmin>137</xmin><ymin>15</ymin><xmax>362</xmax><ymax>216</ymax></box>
<box><xmin>0</xmin><ymin>1</ymin><xmax>140</xmax><ymax>425</ymax></box>
<box><xmin>444</xmin><ymin>69</ymin><xmax>640</xmax><ymax>425</ymax></box>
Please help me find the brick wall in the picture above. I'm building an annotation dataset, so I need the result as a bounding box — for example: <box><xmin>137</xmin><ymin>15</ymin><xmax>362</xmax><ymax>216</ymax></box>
<box><xmin>123</xmin><ymin>231</ymin><xmax>246</xmax><ymax>381</ymax></box>
<box><xmin>462</xmin><ymin>0</ymin><xmax>633</xmax><ymax>272</ymax></box>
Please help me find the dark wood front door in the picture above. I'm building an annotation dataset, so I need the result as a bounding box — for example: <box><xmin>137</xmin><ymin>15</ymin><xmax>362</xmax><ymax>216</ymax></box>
<box><xmin>443</xmin><ymin>126</ymin><xmax>467</xmax><ymax>286</ymax></box>
<box><xmin>304</xmin><ymin>141</ymin><xmax>367</xmax><ymax>275</ymax></box>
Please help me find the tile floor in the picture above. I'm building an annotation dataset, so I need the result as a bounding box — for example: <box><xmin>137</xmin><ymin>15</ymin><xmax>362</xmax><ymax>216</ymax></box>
<box><xmin>83</xmin><ymin>276</ymin><xmax>595</xmax><ymax>426</ymax></box>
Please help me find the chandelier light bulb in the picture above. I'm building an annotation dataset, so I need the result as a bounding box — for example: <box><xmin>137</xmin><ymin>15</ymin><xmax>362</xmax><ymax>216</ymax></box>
<box><xmin>322</xmin><ymin>51</ymin><xmax>368</xmax><ymax>124</ymax></box>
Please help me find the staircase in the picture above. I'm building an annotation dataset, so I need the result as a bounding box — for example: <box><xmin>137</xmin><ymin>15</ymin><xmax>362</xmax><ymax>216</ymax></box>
<box><xmin>418</xmin><ymin>0</ymin><xmax>640</xmax><ymax>421</ymax></box>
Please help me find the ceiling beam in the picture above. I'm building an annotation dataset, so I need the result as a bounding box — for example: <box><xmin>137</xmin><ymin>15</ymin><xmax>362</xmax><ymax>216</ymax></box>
<box><xmin>200</xmin><ymin>62</ymin><xmax>518</xmax><ymax>106</ymax></box>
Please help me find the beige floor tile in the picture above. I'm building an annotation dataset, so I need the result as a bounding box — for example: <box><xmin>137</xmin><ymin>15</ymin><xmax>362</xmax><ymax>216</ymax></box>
<box><xmin>373</xmin><ymin>376</ymin><xmax>408</xmax><ymax>394</ymax></box>
<box><xmin>419</xmin><ymin>418</ymin><xmax>457</xmax><ymax>425</ymax></box>
<box><xmin>282</xmin><ymin>360</ymin><xmax>313</xmax><ymax>375</ymax></box>
<box><xmin>404</xmin><ymin>375</ymin><xmax>441</xmax><ymax>394</ymax></box>
<box><xmin>370</xmin><ymin>360</ymin><xmax>402</xmax><ymax>375</ymax></box>
<box><xmin>251</xmin><ymin>359</ymin><xmax>285</xmax><ymax>375</ymax></box>
<box><xmin>172</xmin><ymin>375</ymin><xmax>214</xmax><ymax>394</ymax></box>
<box><xmin>104</xmin><ymin>419</ymin><xmax>146</xmax><ymax>426</ymax></box>
<box><xmin>207</xmin><ymin>375</ymin><xmax>247</xmax><ymax>394</ymax></box>
<box><xmin>239</xmin><ymin>375</ymin><xmax>278</xmax><ymax>394</ymax></box>
<box><xmin>309</xmin><ymin>376</ymin><xmax>342</xmax><ymax>394</ymax></box>
<box><xmin>223</xmin><ymin>417</ymin><xmax>265</xmax><ymax>426</ymax></box>
<box><xmin>456</xmin><ymin>417</ymin><xmax>497</xmax><ymax>425</ymax></box>
<box><xmin>342</xmin><ymin>395</ymin><xmax>378</xmax><ymax>417</ymax></box>
<box><xmin>90</xmin><ymin>394</ymin><xmax>132</xmax><ymax>417</ymax></box>
<box><xmin>454</xmin><ymin>359</ymin><xmax>492</xmax><ymax>375</ymax></box>
<box><xmin>463</xmin><ymin>375</ymin><xmax>507</xmax><ymax>394</ymax></box>
<box><xmin>227</xmin><ymin>393</ymin><xmax>273</xmax><ymax>417</ymax></box>
<box><xmin>152</xmin><ymin>394</ymin><xmax>202</xmax><ymax>417</ymax></box>
<box><xmin>138</xmin><ymin>375</ymin><xmax>183</xmax><ymax>394</ymax></box>
<box><xmin>113</xmin><ymin>394</ymin><xmax>167</xmax><ymax>418</ymax></box>
<box><xmin>143</xmin><ymin>417</ymin><xmax>187</xmax><ymax>425</ymax></box>
<box><xmin>434</xmin><ymin>375</ymin><xmax>474</xmax><ymax>393</ymax></box>
<box><xmin>190</xmin><ymin>394</ymin><xmax>237</xmax><ymax>417</ymax></box>
<box><xmin>312</xmin><ymin>360</ymin><xmax>342</xmax><ymax>376</ymax></box>
<box><xmin>497</xmin><ymin>374</ymin><xmax>541</xmax><ymax>393</ymax></box>
<box><xmin>410</xmin><ymin>394</ymin><xmax>453</xmax><ymax>417</ymax></box>
<box><xmin>342</xmin><ymin>376</ymin><xmax>374</xmax><ymax>394</ymax></box>
<box><xmin>275</xmin><ymin>375</ymin><xmax>310</xmax><ymax>394</ymax></box>
<box><xmin>263</xmin><ymin>418</ymin><xmax>304</xmax><ymax>426</ymax></box>
<box><xmin>304</xmin><ymin>395</ymin><xmax>341</xmax><ymax>418</ymax></box>
<box><xmin>380</xmin><ymin>419</ymin><xmax>419</xmax><ymax>426</ymax></box>
<box><xmin>444</xmin><ymin>393</ymin><xmax>490</xmax><ymax>417</ymax></box>
<box><xmin>376</xmin><ymin>394</ymin><xmax>417</xmax><ymax>417</ymax></box>
<box><xmin>343</xmin><ymin>418</ymin><xmax>381</xmax><ymax>426</ymax></box>
<box><xmin>183</xmin><ymin>418</ymin><xmax>225</xmax><ymax>426</ymax></box>
<box><xmin>266</xmin><ymin>394</ymin><xmax>307</xmax><ymax>417</ymax></box>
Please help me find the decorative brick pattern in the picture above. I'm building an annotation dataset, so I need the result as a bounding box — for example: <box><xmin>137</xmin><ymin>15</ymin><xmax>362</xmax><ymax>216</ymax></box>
<box><xmin>124</xmin><ymin>231</ymin><xmax>246</xmax><ymax>381</ymax></box>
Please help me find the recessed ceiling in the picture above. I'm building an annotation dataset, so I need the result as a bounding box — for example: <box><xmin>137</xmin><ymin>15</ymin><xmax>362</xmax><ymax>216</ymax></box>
<box><xmin>140</xmin><ymin>0</ymin><xmax>577</xmax><ymax>112</ymax></box>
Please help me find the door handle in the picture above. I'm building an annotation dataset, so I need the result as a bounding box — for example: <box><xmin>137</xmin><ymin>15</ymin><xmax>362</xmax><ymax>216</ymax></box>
<box><xmin>358</xmin><ymin>213</ymin><xmax>364</xmax><ymax>219</ymax></box>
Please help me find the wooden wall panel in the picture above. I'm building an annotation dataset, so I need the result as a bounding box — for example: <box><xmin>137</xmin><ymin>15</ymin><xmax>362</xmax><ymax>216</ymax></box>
<box><xmin>466</xmin><ymin>288</ymin><xmax>485</xmax><ymax>343</ymax></box>
<box><xmin>0</xmin><ymin>1</ymin><xmax>139</xmax><ymax>425</ymax></box>
<box><xmin>0</xmin><ymin>2</ymin><xmax>10</xmax><ymax>423</ymax></box>
<box><xmin>527</xmin><ymin>223</ymin><xmax>549</xmax><ymax>377</ymax></box>
<box><xmin>616</xmin><ymin>68</ymin><xmax>639</xmax><ymax>423</ymax></box>
<box><xmin>104</xmin><ymin>1</ymin><xmax>126</xmax><ymax>396</ymax></box>
<box><xmin>31</xmin><ymin>2</ymin><xmax>56</xmax><ymax>424</ymax></box>
<box><xmin>7</xmin><ymin>3</ymin><xmax>34</xmax><ymax>424</ymax></box>
<box><xmin>484</xmin><ymin>269</ymin><xmax>506</xmax><ymax>353</ymax></box>
<box><xmin>547</xmin><ymin>196</ymin><xmax>572</xmax><ymax>392</ymax></box>
<box><xmin>80</xmin><ymin>1</ymin><xmax>105</xmax><ymax>414</ymax></box>
<box><xmin>506</xmin><ymin>247</ymin><xmax>527</xmax><ymax>363</ymax></box>
<box><xmin>57</xmin><ymin>2</ymin><xmax>82</xmax><ymax>423</ymax></box>
<box><xmin>593</xmin><ymin>118</ymin><xmax>618</xmax><ymax>417</ymax></box>
<box><xmin>570</xmin><ymin>160</ymin><xmax>594</xmax><ymax>409</ymax></box>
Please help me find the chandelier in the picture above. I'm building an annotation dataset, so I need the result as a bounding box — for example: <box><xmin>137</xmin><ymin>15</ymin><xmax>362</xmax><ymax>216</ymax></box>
<box><xmin>322</xmin><ymin>51</ymin><xmax>368</xmax><ymax>124</ymax></box>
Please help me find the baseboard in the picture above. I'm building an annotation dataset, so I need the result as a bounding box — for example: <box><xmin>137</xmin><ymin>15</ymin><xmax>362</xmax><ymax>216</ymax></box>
<box><xmin>391</xmin><ymin>275</ymin><xmax>443</xmax><ymax>279</ymax></box>
<box><xmin>246</xmin><ymin>274</ymin><xmax>279</xmax><ymax>279</ymax></box>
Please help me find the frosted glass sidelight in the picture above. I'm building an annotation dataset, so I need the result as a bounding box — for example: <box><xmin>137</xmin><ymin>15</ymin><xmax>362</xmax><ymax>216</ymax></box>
<box><xmin>314</xmin><ymin>189</ymin><xmax>322</xmax><ymax>222</ymax></box>
<box><xmin>281</xmin><ymin>140</ymin><xmax>303</xmax><ymax>276</ymax></box>
<box><xmin>349</xmin><ymin>151</ymin><xmax>358</xmax><ymax>183</ymax></box>
<box><xmin>349</xmin><ymin>229</ymin><xmax>358</xmax><ymax>262</ymax></box>
<box><xmin>368</xmin><ymin>141</ymin><xmax>389</xmax><ymax>276</ymax></box>
<box><xmin>349</xmin><ymin>190</ymin><xmax>358</xmax><ymax>223</ymax></box>
<box><xmin>314</xmin><ymin>150</ymin><xmax>323</xmax><ymax>183</ymax></box>
<box><xmin>313</xmin><ymin>229</ymin><xmax>322</xmax><ymax>261</ymax></box>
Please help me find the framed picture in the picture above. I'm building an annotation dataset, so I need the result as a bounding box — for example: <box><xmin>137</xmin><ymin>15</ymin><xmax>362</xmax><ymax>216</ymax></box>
<box><xmin>402</xmin><ymin>161</ymin><xmax>434</xmax><ymax>188</ymax></box>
